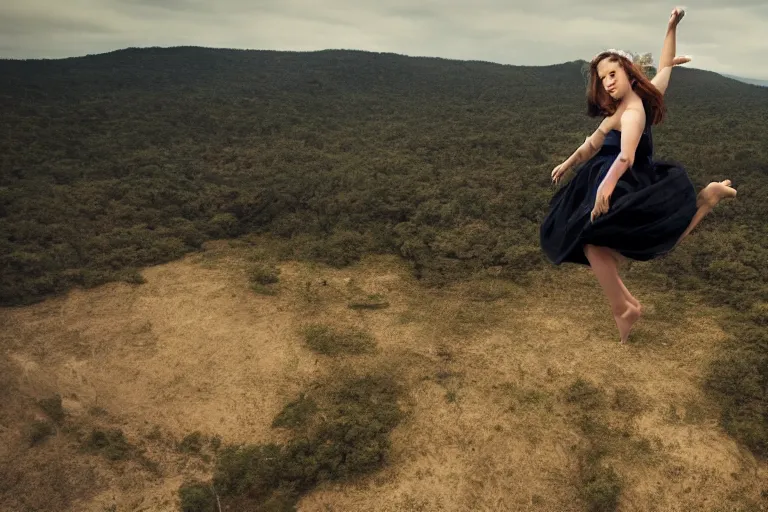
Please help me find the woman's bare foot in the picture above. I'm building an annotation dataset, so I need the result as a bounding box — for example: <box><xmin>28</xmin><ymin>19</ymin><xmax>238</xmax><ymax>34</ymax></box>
<box><xmin>697</xmin><ymin>180</ymin><xmax>737</xmax><ymax>210</ymax></box>
<box><xmin>615</xmin><ymin>304</ymin><xmax>642</xmax><ymax>344</ymax></box>
<box><xmin>622</xmin><ymin>293</ymin><xmax>643</xmax><ymax>316</ymax></box>
<box><xmin>625</xmin><ymin>294</ymin><xmax>641</xmax><ymax>311</ymax></box>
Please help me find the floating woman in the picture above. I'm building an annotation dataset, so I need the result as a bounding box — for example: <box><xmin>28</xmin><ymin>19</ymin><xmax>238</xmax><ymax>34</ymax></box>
<box><xmin>539</xmin><ymin>7</ymin><xmax>737</xmax><ymax>343</ymax></box>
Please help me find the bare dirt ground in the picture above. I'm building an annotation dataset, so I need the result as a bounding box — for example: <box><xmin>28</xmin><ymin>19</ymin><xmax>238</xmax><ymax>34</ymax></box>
<box><xmin>1</xmin><ymin>237</ymin><xmax>766</xmax><ymax>511</ymax></box>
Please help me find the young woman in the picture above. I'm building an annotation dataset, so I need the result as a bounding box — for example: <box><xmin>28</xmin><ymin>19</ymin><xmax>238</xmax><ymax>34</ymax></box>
<box><xmin>539</xmin><ymin>7</ymin><xmax>737</xmax><ymax>343</ymax></box>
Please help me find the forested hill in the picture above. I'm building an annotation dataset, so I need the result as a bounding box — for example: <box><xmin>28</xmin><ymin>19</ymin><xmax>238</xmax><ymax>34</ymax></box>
<box><xmin>1</xmin><ymin>47</ymin><xmax>767</xmax><ymax>309</ymax></box>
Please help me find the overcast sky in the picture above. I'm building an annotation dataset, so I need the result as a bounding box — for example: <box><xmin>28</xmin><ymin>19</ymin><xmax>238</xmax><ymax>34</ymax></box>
<box><xmin>2</xmin><ymin>0</ymin><xmax>767</xmax><ymax>80</ymax></box>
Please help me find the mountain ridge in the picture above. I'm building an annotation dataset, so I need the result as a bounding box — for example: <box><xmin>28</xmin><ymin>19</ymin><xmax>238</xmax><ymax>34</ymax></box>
<box><xmin>5</xmin><ymin>45</ymin><xmax>766</xmax><ymax>88</ymax></box>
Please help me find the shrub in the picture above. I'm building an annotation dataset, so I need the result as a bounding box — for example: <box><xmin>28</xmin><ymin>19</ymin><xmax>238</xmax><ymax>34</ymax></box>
<box><xmin>178</xmin><ymin>481</ymin><xmax>217</xmax><ymax>512</ymax></box>
<box><xmin>300</xmin><ymin>324</ymin><xmax>376</xmax><ymax>355</ymax></box>
<box><xmin>565</xmin><ymin>378</ymin><xmax>603</xmax><ymax>410</ymax></box>
<box><xmin>38</xmin><ymin>394</ymin><xmax>65</xmax><ymax>424</ymax></box>
<box><xmin>26</xmin><ymin>420</ymin><xmax>55</xmax><ymax>446</ymax></box>
<box><xmin>180</xmin><ymin>373</ymin><xmax>402</xmax><ymax>510</ymax></box>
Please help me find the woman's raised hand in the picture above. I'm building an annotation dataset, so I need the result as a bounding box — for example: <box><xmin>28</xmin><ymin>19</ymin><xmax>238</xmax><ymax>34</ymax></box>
<box><xmin>668</xmin><ymin>7</ymin><xmax>685</xmax><ymax>30</ymax></box>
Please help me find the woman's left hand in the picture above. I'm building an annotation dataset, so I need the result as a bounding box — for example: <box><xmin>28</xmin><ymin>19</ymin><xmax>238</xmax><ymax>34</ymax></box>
<box><xmin>668</xmin><ymin>7</ymin><xmax>685</xmax><ymax>30</ymax></box>
<box><xmin>591</xmin><ymin>180</ymin><xmax>615</xmax><ymax>222</ymax></box>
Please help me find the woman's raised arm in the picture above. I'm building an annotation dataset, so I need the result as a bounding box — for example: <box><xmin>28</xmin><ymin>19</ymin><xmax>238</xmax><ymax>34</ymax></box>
<box><xmin>652</xmin><ymin>7</ymin><xmax>689</xmax><ymax>95</ymax></box>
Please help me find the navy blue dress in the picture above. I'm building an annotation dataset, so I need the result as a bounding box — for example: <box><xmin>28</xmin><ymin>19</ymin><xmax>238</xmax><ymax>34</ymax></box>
<box><xmin>539</xmin><ymin>101</ymin><xmax>698</xmax><ymax>266</ymax></box>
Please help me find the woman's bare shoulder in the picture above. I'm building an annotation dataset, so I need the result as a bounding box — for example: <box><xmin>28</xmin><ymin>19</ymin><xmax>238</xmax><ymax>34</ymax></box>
<box><xmin>599</xmin><ymin>112</ymin><xmax>620</xmax><ymax>133</ymax></box>
<box><xmin>616</xmin><ymin>99</ymin><xmax>646</xmax><ymax>131</ymax></box>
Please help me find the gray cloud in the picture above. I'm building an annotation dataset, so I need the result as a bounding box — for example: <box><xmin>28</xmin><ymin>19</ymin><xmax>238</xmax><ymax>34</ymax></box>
<box><xmin>0</xmin><ymin>11</ymin><xmax>113</xmax><ymax>37</ymax></box>
<box><xmin>1</xmin><ymin>0</ymin><xmax>766</xmax><ymax>80</ymax></box>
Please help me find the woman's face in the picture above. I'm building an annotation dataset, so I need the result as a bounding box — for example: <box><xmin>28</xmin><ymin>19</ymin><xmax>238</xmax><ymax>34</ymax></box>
<box><xmin>596</xmin><ymin>57</ymin><xmax>631</xmax><ymax>100</ymax></box>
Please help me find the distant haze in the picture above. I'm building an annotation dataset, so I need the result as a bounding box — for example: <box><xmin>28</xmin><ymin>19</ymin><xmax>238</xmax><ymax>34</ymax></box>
<box><xmin>723</xmin><ymin>74</ymin><xmax>768</xmax><ymax>87</ymax></box>
<box><xmin>1</xmin><ymin>0</ymin><xmax>767</xmax><ymax>80</ymax></box>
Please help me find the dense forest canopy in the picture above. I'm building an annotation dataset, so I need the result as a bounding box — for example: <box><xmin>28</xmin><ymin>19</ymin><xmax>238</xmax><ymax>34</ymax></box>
<box><xmin>2</xmin><ymin>47</ymin><xmax>766</xmax><ymax>305</ymax></box>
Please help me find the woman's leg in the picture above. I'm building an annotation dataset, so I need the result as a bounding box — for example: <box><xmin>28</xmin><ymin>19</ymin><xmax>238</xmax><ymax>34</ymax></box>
<box><xmin>584</xmin><ymin>244</ymin><xmax>642</xmax><ymax>343</ymax></box>
<box><xmin>604</xmin><ymin>248</ymin><xmax>641</xmax><ymax>310</ymax></box>
<box><xmin>676</xmin><ymin>180</ymin><xmax>737</xmax><ymax>245</ymax></box>
<box><xmin>579</xmin><ymin>179</ymin><xmax>734</xmax><ymax>343</ymax></box>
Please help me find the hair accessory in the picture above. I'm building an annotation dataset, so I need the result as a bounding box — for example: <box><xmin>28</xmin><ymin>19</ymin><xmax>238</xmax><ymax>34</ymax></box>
<box><xmin>591</xmin><ymin>50</ymin><xmax>655</xmax><ymax>72</ymax></box>
<box><xmin>592</xmin><ymin>48</ymin><xmax>634</xmax><ymax>62</ymax></box>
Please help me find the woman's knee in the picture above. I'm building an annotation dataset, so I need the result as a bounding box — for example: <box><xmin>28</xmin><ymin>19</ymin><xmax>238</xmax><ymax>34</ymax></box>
<box><xmin>584</xmin><ymin>244</ymin><xmax>612</xmax><ymax>263</ymax></box>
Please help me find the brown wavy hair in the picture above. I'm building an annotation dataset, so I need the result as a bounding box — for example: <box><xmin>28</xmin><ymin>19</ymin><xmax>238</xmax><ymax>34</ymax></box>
<box><xmin>587</xmin><ymin>52</ymin><xmax>666</xmax><ymax>125</ymax></box>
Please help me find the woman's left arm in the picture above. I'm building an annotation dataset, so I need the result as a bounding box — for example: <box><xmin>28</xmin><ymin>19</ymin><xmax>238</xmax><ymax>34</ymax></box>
<box><xmin>652</xmin><ymin>8</ymin><xmax>689</xmax><ymax>95</ymax></box>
